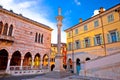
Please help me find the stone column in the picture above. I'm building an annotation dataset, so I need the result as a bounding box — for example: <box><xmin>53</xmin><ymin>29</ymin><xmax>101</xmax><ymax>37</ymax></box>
<box><xmin>31</xmin><ymin>56</ymin><xmax>34</xmax><ymax>69</ymax></box>
<box><xmin>48</xmin><ymin>53</ymin><xmax>50</xmax><ymax>71</ymax></box>
<box><xmin>54</xmin><ymin>8</ymin><xmax>64</xmax><ymax>72</ymax></box>
<box><xmin>6</xmin><ymin>55</ymin><xmax>11</xmax><ymax>71</ymax></box>
<box><xmin>20</xmin><ymin>56</ymin><xmax>24</xmax><ymax>70</ymax></box>
<box><xmin>40</xmin><ymin>57</ymin><xmax>42</xmax><ymax>69</ymax></box>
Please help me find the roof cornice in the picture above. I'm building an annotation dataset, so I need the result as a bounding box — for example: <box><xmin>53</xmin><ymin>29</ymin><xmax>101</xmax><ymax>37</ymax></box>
<box><xmin>64</xmin><ymin>3</ymin><xmax>120</xmax><ymax>32</ymax></box>
<box><xmin>0</xmin><ymin>7</ymin><xmax>53</xmax><ymax>31</ymax></box>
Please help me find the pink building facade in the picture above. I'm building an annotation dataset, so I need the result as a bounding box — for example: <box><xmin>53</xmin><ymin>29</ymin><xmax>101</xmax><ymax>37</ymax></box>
<box><xmin>0</xmin><ymin>6</ymin><xmax>52</xmax><ymax>72</ymax></box>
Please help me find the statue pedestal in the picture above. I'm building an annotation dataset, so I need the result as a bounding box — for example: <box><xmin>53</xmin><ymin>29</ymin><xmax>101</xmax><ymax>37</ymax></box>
<box><xmin>54</xmin><ymin>54</ymin><xmax>64</xmax><ymax>72</ymax></box>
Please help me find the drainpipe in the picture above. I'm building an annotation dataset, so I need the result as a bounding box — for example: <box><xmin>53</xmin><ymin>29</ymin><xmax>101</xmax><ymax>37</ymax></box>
<box><xmin>99</xmin><ymin>13</ymin><xmax>107</xmax><ymax>56</ymax></box>
<box><xmin>71</xmin><ymin>29</ymin><xmax>75</xmax><ymax>73</ymax></box>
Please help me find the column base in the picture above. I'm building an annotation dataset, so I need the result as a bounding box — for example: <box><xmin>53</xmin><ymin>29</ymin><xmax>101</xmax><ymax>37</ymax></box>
<box><xmin>54</xmin><ymin>54</ymin><xmax>65</xmax><ymax>72</ymax></box>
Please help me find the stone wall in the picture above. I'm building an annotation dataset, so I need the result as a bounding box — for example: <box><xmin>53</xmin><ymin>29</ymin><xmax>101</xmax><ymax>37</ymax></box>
<box><xmin>83</xmin><ymin>52</ymin><xmax>120</xmax><ymax>80</ymax></box>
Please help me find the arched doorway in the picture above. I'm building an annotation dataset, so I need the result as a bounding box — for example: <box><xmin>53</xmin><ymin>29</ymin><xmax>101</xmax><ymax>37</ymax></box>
<box><xmin>68</xmin><ymin>58</ymin><xmax>72</xmax><ymax>70</ymax></box>
<box><xmin>51</xmin><ymin>64</ymin><xmax>55</xmax><ymax>71</ymax></box>
<box><xmin>0</xmin><ymin>49</ymin><xmax>8</xmax><ymax>70</ymax></box>
<box><xmin>43</xmin><ymin>54</ymin><xmax>48</xmax><ymax>68</ymax></box>
<box><xmin>86</xmin><ymin>57</ymin><xmax>90</xmax><ymax>61</ymax></box>
<box><xmin>10</xmin><ymin>51</ymin><xmax>21</xmax><ymax>66</ymax></box>
<box><xmin>23</xmin><ymin>52</ymin><xmax>32</xmax><ymax>66</ymax></box>
<box><xmin>34</xmin><ymin>53</ymin><xmax>40</xmax><ymax>69</ymax></box>
<box><xmin>76</xmin><ymin>58</ymin><xmax>81</xmax><ymax>74</ymax></box>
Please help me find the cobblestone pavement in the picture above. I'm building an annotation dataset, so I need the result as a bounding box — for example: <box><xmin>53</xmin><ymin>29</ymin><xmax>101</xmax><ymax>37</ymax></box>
<box><xmin>0</xmin><ymin>74</ymin><xmax>43</xmax><ymax>80</ymax></box>
<box><xmin>0</xmin><ymin>74</ymin><xmax>113</xmax><ymax>80</ymax></box>
<box><xmin>25</xmin><ymin>75</ymin><xmax>113</xmax><ymax>80</ymax></box>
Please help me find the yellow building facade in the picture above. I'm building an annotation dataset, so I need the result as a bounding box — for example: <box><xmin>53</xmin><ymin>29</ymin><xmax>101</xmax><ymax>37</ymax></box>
<box><xmin>43</xmin><ymin>43</ymin><xmax>67</xmax><ymax>70</ymax></box>
<box><xmin>65</xmin><ymin>4</ymin><xmax>120</xmax><ymax>73</ymax></box>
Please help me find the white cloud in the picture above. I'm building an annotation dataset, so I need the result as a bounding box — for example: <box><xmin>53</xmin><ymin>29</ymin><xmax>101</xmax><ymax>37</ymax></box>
<box><xmin>18</xmin><ymin>1</ymin><xmax>36</xmax><ymax>9</ymax></box>
<box><xmin>0</xmin><ymin>0</ymin><xmax>66</xmax><ymax>43</ymax></box>
<box><xmin>93</xmin><ymin>10</ymin><xmax>99</xmax><ymax>16</ymax></box>
<box><xmin>92</xmin><ymin>8</ymin><xmax>106</xmax><ymax>16</ymax></box>
<box><xmin>74</xmin><ymin>0</ymin><xmax>81</xmax><ymax>5</ymax></box>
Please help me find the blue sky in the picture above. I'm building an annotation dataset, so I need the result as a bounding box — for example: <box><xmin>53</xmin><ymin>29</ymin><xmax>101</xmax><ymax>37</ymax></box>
<box><xmin>0</xmin><ymin>0</ymin><xmax>120</xmax><ymax>43</ymax></box>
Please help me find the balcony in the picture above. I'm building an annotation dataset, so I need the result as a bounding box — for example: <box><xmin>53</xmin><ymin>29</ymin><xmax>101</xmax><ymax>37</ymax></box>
<box><xmin>0</xmin><ymin>34</ymin><xmax>14</xmax><ymax>42</ymax></box>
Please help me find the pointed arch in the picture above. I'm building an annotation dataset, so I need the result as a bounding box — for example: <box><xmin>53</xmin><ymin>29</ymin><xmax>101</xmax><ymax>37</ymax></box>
<box><xmin>35</xmin><ymin>33</ymin><xmax>38</xmax><ymax>42</ymax></box>
<box><xmin>10</xmin><ymin>51</ymin><xmax>21</xmax><ymax>66</ymax></box>
<box><xmin>34</xmin><ymin>53</ymin><xmax>40</xmax><ymax>68</ymax></box>
<box><xmin>43</xmin><ymin>54</ymin><xmax>48</xmax><ymax>67</ymax></box>
<box><xmin>3</xmin><ymin>23</ymin><xmax>8</xmax><ymax>35</ymax></box>
<box><xmin>8</xmin><ymin>24</ymin><xmax>13</xmax><ymax>36</ymax></box>
<box><xmin>41</xmin><ymin>34</ymin><xmax>43</xmax><ymax>44</ymax></box>
<box><xmin>38</xmin><ymin>33</ymin><xmax>41</xmax><ymax>43</ymax></box>
<box><xmin>0</xmin><ymin>21</ymin><xmax>3</xmax><ymax>35</ymax></box>
<box><xmin>23</xmin><ymin>52</ymin><xmax>32</xmax><ymax>66</ymax></box>
<box><xmin>0</xmin><ymin>49</ymin><xmax>8</xmax><ymax>70</ymax></box>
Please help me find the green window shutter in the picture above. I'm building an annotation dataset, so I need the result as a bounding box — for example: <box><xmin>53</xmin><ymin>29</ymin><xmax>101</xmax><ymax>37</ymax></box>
<box><xmin>82</xmin><ymin>40</ymin><xmax>85</xmax><ymax>48</ymax></box>
<box><xmin>116</xmin><ymin>31</ymin><xmax>120</xmax><ymax>41</ymax></box>
<box><xmin>88</xmin><ymin>38</ymin><xmax>90</xmax><ymax>47</ymax></box>
<box><xmin>107</xmin><ymin>34</ymin><xmax>110</xmax><ymax>43</ymax></box>
<box><xmin>74</xmin><ymin>42</ymin><xmax>76</xmax><ymax>50</ymax></box>
<box><xmin>100</xmin><ymin>35</ymin><xmax>103</xmax><ymax>44</ymax></box>
<box><xmin>94</xmin><ymin>37</ymin><xmax>96</xmax><ymax>46</ymax></box>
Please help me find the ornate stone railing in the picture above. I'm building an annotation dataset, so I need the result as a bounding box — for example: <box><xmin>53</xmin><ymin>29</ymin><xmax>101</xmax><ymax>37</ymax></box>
<box><xmin>8</xmin><ymin>66</ymin><xmax>49</xmax><ymax>76</ymax></box>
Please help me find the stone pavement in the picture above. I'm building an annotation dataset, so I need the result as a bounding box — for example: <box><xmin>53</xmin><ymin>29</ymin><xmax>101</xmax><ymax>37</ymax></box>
<box><xmin>25</xmin><ymin>75</ymin><xmax>113</xmax><ymax>80</ymax></box>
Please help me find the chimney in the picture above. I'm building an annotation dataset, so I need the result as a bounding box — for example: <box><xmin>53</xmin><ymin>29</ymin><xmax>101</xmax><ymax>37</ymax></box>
<box><xmin>99</xmin><ymin>7</ymin><xmax>104</xmax><ymax>13</ymax></box>
<box><xmin>79</xmin><ymin>18</ymin><xmax>82</xmax><ymax>23</ymax></box>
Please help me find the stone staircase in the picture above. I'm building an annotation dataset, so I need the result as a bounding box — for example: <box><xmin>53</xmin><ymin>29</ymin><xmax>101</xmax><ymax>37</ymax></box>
<box><xmin>69</xmin><ymin>75</ymin><xmax>113</xmax><ymax>80</ymax></box>
<box><xmin>44</xmin><ymin>71</ymin><xmax>74</xmax><ymax>79</ymax></box>
<box><xmin>0</xmin><ymin>70</ymin><xmax>10</xmax><ymax>78</ymax></box>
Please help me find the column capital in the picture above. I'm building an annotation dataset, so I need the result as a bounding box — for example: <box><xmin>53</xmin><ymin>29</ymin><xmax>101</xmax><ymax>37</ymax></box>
<box><xmin>21</xmin><ymin>56</ymin><xmax>24</xmax><ymax>60</ymax></box>
<box><xmin>8</xmin><ymin>55</ymin><xmax>12</xmax><ymax>59</ymax></box>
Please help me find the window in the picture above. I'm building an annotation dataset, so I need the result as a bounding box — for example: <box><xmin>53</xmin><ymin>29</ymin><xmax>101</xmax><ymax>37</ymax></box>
<box><xmin>38</xmin><ymin>33</ymin><xmax>41</xmax><ymax>43</ymax></box>
<box><xmin>68</xmin><ymin>42</ymin><xmax>72</xmax><ymax>51</ymax></box>
<box><xmin>84</xmin><ymin>38</ymin><xmax>90</xmax><ymax>47</ymax></box>
<box><xmin>41</xmin><ymin>34</ymin><xmax>43</xmax><ymax>44</ymax></box>
<box><xmin>94</xmin><ymin>34</ymin><xmax>102</xmax><ymax>45</ymax></box>
<box><xmin>3</xmin><ymin>23</ymin><xmax>8</xmax><ymax>35</ymax></box>
<box><xmin>84</xmin><ymin>25</ymin><xmax>88</xmax><ymax>31</ymax></box>
<box><xmin>8</xmin><ymin>25</ymin><xmax>13</xmax><ymax>36</ymax></box>
<box><xmin>94</xmin><ymin>20</ymin><xmax>99</xmax><ymax>27</ymax></box>
<box><xmin>107</xmin><ymin>31</ymin><xmax>117</xmax><ymax>43</ymax></box>
<box><xmin>0</xmin><ymin>21</ymin><xmax>3</xmax><ymax>35</ymax></box>
<box><xmin>75</xmin><ymin>28</ymin><xmax>78</xmax><ymax>34</ymax></box>
<box><xmin>107</xmin><ymin>30</ymin><xmax>120</xmax><ymax>43</ymax></box>
<box><xmin>75</xmin><ymin>40</ymin><xmax>80</xmax><ymax>49</ymax></box>
<box><xmin>35</xmin><ymin>33</ymin><xmax>38</xmax><ymax>42</ymax></box>
<box><xmin>68</xmin><ymin>32</ymin><xmax>71</xmax><ymax>37</ymax></box>
<box><xmin>107</xmin><ymin>14</ymin><xmax>114</xmax><ymax>22</ymax></box>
